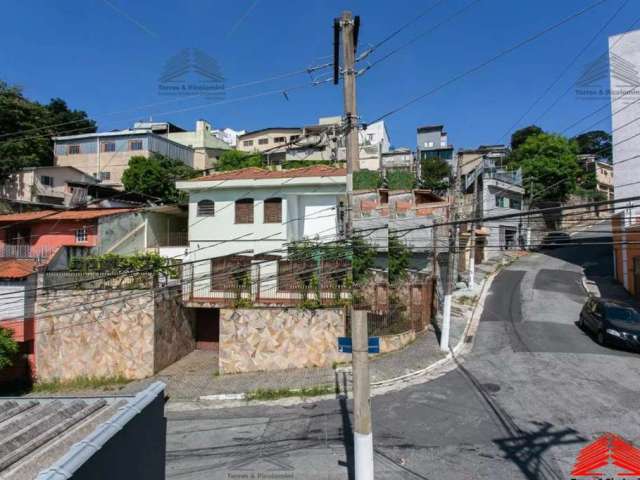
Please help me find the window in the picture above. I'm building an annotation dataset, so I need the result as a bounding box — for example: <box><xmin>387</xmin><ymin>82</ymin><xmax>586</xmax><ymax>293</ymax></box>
<box><xmin>290</xmin><ymin>135</ymin><xmax>300</xmax><ymax>142</ymax></box>
<box><xmin>197</xmin><ymin>199</ymin><xmax>215</xmax><ymax>216</ymax></box>
<box><xmin>99</xmin><ymin>171</ymin><xmax>111</xmax><ymax>181</ymax></box>
<box><xmin>68</xmin><ymin>145</ymin><xmax>81</xmax><ymax>155</ymax></box>
<box><xmin>511</xmin><ymin>199</ymin><xmax>522</xmax><ymax>210</ymax></box>
<box><xmin>258</xmin><ymin>138</ymin><xmax>269</xmax><ymax>145</ymax></box>
<box><xmin>101</xmin><ymin>142</ymin><xmax>116</xmax><ymax>152</ymax></box>
<box><xmin>40</xmin><ymin>175</ymin><xmax>54</xmax><ymax>187</ymax></box>
<box><xmin>243</xmin><ymin>140</ymin><xmax>254</xmax><ymax>147</ymax></box>
<box><xmin>235</xmin><ymin>198</ymin><xmax>254</xmax><ymax>224</ymax></box>
<box><xmin>425</xmin><ymin>141</ymin><xmax>434</xmax><ymax>148</ymax></box>
<box><xmin>273</xmin><ymin>136</ymin><xmax>286</xmax><ymax>143</ymax></box>
<box><xmin>75</xmin><ymin>228</ymin><xmax>88</xmax><ymax>243</ymax></box>
<box><xmin>264</xmin><ymin>198</ymin><xmax>282</xmax><ymax>223</ymax></box>
<box><xmin>129</xmin><ymin>140</ymin><xmax>143</xmax><ymax>151</ymax></box>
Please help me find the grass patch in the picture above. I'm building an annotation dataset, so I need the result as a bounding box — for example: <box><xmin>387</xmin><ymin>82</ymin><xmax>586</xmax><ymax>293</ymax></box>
<box><xmin>31</xmin><ymin>375</ymin><xmax>131</xmax><ymax>394</ymax></box>
<box><xmin>246</xmin><ymin>385</ymin><xmax>335</xmax><ymax>401</ymax></box>
<box><xmin>456</xmin><ymin>295</ymin><xmax>478</xmax><ymax>306</ymax></box>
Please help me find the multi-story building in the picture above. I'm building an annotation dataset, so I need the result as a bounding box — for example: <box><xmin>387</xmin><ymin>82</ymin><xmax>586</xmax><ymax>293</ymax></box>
<box><xmin>144</xmin><ymin>120</ymin><xmax>231</xmax><ymax>171</ymax></box>
<box><xmin>175</xmin><ymin>165</ymin><xmax>346</xmax><ymax>306</ymax></box>
<box><xmin>212</xmin><ymin>127</ymin><xmax>246</xmax><ymax>147</ymax></box>
<box><xmin>461</xmin><ymin>153</ymin><xmax>526</xmax><ymax>262</ymax></box>
<box><xmin>0</xmin><ymin>166</ymin><xmax>98</xmax><ymax>208</ymax></box>
<box><xmin>416</xmin><ymin>125</ymin><xmax>455</xmax><ymax>170</ymax></box>
<box><xmin>54</xmin><ymin>125</ymin><xmax>195</xmax><ymax>189</ymax></box>
<box><xmin>609</xmin><ymin>27</ymin><xmax>640</xmax><ymax>296</ymax></box>
<box><xmin>578</xmin><ymin>154</ymin><xmax>614</xmax><ymax>201</ymax></box>
<box><xmin>236</xmin><ymin>127</ymin><xmax>303</xmax><ymax>154</ymax></box>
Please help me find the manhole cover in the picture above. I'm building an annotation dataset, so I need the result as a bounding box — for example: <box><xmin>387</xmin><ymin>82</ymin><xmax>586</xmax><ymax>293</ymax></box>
<box><xmin>482</xmin><ymin>383</ymin><xmax>501</xmax><ymax>393</ymax></box>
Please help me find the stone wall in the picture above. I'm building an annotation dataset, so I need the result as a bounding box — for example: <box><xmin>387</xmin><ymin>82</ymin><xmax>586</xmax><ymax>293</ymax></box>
<box><xmin>153</xmin><ymin>288</ymin><xmax>196</xmax><ymax>372</ymax></box>
<box><xmin>379</xmin><ymin>329</ymin><xmax>416</xmax><ymax>353</ymax></box>
<box><xmin>219</xmin><ymin>308</ymin><xmax>348</xmax><ymax>374</ymax></box>
<box><xmin>35</xmin><ymin>287</ymin><xmax>195</xmax><ymax>382</ymax></box>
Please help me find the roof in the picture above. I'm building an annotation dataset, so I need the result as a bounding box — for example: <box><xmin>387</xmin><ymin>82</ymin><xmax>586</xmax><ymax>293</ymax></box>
<box><xmin>0</xmin><ymin>382</ymin><xmax>164</xmax><ymax>479</ymax></box>
<box><xmin>238</xmin><ymin>127</ymin><xmax>302</xmax><ymax>138</ymax></box>
<box><xmin>53</xmin><ymin>129</ymin><xmax>153</xmax><ymax>141</ymax></box>
<box><xmin>0</xmin><ymin>259</ymin><xmax>37</xmax><ymax>279</ymax></box>
<box><xmin>0</xmin><ymin>208</ymin><xmax>138</xmax><ymax>223</ymax></box>
<box><xmin>191</xmin><ymin>165</ymin><xmax>347</xmax><ymax>182</ymax></box>
<box><xmin>417</xmin><ymin>125</ymin><xmax>444</xmax><ymax>133</ymax></box>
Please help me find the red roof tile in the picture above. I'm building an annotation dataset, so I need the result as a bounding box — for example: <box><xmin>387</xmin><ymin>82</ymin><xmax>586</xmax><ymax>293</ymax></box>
<box><xmin>0</xmin><ymin>208</ymin><xmax>139</xmax><ymax>223</ymax></box>
<box><xmin>0</xmin><ymin>259</ymin><xmax>37</xmax><ymax>279</ymax></box>
<box><xmin>193</xmin><ymin>165</ymin><xmax>347</xmax><ymax>182</ymax></box>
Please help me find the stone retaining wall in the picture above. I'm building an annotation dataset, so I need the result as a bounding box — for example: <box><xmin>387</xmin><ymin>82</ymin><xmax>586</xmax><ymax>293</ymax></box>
<box><xmin>35</xmin><ymin>287</ymin><xmax>195</xmax><ymax>382</ymax></box>
<box><xmin>379</xmin><ymin>329</ymin><xmax>416</xmax><ymax>353</ymax></box>
<box><xmin>219</xmin><ymin>308</ymin><xmax>348</xmax><ymax>374</ymax></box>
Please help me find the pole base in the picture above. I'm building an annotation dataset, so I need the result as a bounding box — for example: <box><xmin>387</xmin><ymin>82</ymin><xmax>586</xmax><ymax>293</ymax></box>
<box><xmin>354</xmin><ymin>431</ymin><xmax>374</xmax><ymax>480</ymax></box>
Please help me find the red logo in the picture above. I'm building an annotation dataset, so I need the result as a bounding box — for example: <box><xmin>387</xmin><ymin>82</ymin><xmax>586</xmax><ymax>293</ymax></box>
<box><xmin>572</xmin><ymin>433</ymin><xmax>640</xmax><ymax>478</ymax></box>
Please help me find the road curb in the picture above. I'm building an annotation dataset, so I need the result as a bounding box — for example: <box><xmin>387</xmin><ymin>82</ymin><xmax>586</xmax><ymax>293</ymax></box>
<box><xmin>170</xmin><ymin>256</ymin><xmax>516</xmax><ymax>410</ymax></box>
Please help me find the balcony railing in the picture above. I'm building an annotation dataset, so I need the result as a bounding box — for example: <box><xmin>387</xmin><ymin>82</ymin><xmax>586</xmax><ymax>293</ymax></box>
<box><xmin>0</xmin><ymin>244</ymin><xmax>55</xmax><ymax>261</ymax></box>
<box><xmin>150</xmin><ymin>231</ymin><xmax>188</xmax><ymax>248</ymax></box>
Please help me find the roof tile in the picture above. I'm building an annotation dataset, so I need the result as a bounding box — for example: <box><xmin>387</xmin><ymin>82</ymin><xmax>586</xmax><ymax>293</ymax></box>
<box><xmin>0</xmin><ymin>209</ymin><xmax>138</xmax><ymax>223</ymax></box>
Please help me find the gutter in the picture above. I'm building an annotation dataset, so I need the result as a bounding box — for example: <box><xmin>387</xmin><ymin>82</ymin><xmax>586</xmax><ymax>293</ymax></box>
<box><xmin>35</xmin><ymin>381</ymin><xmax>166</xmax><ymax>480</ymax></box>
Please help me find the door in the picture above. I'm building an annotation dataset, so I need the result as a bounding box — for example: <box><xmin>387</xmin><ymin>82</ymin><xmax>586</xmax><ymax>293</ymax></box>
<box><xmin>195</xmin><ymin>308</ymin><xmax>219</xmax><ymax>351</ymax></box>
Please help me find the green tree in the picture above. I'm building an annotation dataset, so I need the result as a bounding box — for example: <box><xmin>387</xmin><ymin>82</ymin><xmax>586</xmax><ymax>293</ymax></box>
<box><xmin>216</xmin><ymin>150</ymin><xmax>263</xmax><ymax>171</ymax></box>
<box><xmin>510</xmin><ymin>125</ymin><xmax>543</xmax><ymax>151</ymax></box>
<box><xmin>388</xmin><ymin>234</ymin><xmax>411</xmax><ymax>285</ymax></box>
<box><xmin>353</xmin><ymin>169</ymin><xmax>382</xmax><ymax>190</ymax></box>
<box><xmin>121</xmin><ymin>153</ymin><xmax>197</xmax><ymax>203</ymax></box>
<box><xmin>386</xmin><ymin>170</ymin><xmax>417</xmax><ymax>190</ymax></box>
<box><xmin>573</xmin><ymin>130</ymin><xmax>612</xmax><ymax>161</ymax></box>
<box><xmin>420</xmin><ymin>156</ymin><xmax>450</xmax><ymax>190</ymax></box>
<box><xmin>0</xmin><ymin>328</ymin><xmax>19</xmax><ymax>370</ymax></box>
<box><xmin>0</xmin><ymin>80</ymin><xmax>96</xmax><ymax>182</ymax></box>
<box><xmin>509</xmin><ymin>133</ymin><xmax>581</xmax><ymax>203</ymax></box>
<box><xmin>351</xmin><ymin>236</ymin><xmax>376</xmax><ymax>284</ymax></box>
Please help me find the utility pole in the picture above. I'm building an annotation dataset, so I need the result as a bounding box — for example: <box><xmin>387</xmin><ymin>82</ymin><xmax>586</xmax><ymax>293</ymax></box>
<box><xmin>468</xmin><ymin>164</ymin><xmax>480</xmax><ymax>288</ymax></box>
<box><xmin>441</xmin><ymin>152</ymin><xmax>462</xmax><ymax>352</ymax></box>
<box><xmin>337</xmin><ymin>10</ymin><xmax>373</xmax><ymax>480</ymax></box>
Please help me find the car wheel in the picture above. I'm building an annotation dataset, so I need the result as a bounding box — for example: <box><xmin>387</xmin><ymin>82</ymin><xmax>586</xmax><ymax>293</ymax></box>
<box><xmin>578</xmin><ymin>316</ymin><xmax>585</xmax><ymax>330</ymax></box>
<box><xmin>597</xmin><ymin>330</ymin><xmax>607</xmax><ymax>347</ymax></box>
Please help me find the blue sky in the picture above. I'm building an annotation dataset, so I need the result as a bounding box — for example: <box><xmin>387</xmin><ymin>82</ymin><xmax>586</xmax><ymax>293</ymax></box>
<box><xmin>1</xmin><ymin>0</ymin><xmax>637</xmax><ymax>149</ymax></box>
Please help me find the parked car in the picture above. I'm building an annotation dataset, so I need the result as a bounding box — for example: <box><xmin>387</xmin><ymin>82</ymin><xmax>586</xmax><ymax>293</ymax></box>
<box><xmin>579</xmin><ymin>297</ymin><xmax>640</xmax><ymax>350</ymax></box>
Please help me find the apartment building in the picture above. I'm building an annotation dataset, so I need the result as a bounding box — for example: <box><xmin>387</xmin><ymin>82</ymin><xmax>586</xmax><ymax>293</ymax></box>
<box><xmin>417</xmin><ymin>125</ymin><xmax>455</xmax><ymax>169</ymax></box>
<box><xmin>236</xmin><ymin>127</ymin><xmax>303</xmax><ymax>154</ymax></box>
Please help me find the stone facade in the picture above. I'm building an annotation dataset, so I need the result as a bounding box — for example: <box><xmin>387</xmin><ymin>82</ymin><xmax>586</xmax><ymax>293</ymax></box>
<box><xmin>379</xmin><ymin>329</ymin><xmax>416</xmax><ymax>353</ymax></box>
<box><xmin>153</xmin><ymin>289</ymin><xmax>196</xmax><ymax>372</ymax></box>
<box><xmin>219</xmin><ymin>308</ymin><xmax>348</xmax><ymax>374</ymax></box>
<box><xmin>35</xmin><ymin>287</ymin><xmax>195</xmax><ymax>382</ymax></box>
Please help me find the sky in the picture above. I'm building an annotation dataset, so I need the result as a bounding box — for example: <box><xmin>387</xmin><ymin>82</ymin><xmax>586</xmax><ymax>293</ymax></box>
<box><xmin>1</xmin><ymin>0</ymin><xmax>638</xmax><ymax>150</ymax></box>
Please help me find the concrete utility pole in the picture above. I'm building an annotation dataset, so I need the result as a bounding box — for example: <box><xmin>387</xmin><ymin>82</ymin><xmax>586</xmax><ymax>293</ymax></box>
<box><xmin>338</xmin><ymin>10</ymin><xmax>373</xmax><ymax>480</ymax></box>
<box><xmin>468</xmin><ymin>165</ymin><xmax>480</xmax><ymax>288</ymax></box>
<box><xmin>441</xmin><ymin>152</ymin><xmax>462</xmax><ymax>352</ymax></box>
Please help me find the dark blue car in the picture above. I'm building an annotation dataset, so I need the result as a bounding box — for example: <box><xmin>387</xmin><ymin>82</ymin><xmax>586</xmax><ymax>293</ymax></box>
<box><xmin>579</xmin><ymin>297</ymin><xmax>640</xmax><ymax>351</ymax></box>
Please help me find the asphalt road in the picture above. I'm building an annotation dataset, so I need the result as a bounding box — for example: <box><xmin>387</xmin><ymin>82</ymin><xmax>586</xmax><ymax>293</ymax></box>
<box><xmin>166</xmin><ymin>229</ymin><xmax>640</xmax><ymax>479</ymax></box>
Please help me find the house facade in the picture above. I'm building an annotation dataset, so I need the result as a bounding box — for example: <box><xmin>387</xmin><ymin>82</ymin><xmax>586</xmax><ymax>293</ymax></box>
<box><xmin>417</xmin><ymin>125</ymin><xmax>455</xmax><ymax>169</ymax></box>
<box><xmin>176</xmin><ymin>165</ymin><xmax>346</xmax><ymax>304</ymax></box>
<box><xmin>0</xmin><ymin>166</ymin><xmax>98</xmax><ymax>208</ymax></box>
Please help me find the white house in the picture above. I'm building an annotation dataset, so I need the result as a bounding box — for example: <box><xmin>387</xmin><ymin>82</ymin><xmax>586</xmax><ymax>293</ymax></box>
<box><xmin>176</xmin><ymin>165</ymin><xmax>346</xmax><ymax>302</ymax></box>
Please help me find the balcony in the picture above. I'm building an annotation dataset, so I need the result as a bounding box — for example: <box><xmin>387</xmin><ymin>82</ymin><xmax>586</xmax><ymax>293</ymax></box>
<box><xmin>0</xmin><ymin>244</ymin><xmax>55</xmax><ymax>262</ymax></box>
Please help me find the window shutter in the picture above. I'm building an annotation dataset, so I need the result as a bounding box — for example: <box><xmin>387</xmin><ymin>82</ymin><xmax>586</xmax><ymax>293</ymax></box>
<box><xmin>263</xmin><ymin>198</ymin><xmax>282</xmax><ymax>223</ymax></box>
<box><xmin>197</xmin><ymin>200</ymin><xmax>215</xmax><ymax>216</ymax></box>
<box><xmin>235</xmin><ymin>199</ymin><xmax>254</xmax><ymax>224</ymax></box>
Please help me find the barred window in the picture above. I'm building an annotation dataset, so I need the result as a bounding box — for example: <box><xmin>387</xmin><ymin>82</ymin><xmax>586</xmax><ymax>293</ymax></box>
<box><xmin>263</xmin><ymin>197</ymin><xmax>282</xmax><ymax>224</ymax></box>
<box><xmin>197</xmin><ymin>199</ymin><xmax>215</xmax><ymax>217</ymax></box>
<box><xmin>235</xmin><ymin>198</ymin><xmax>254</xmax><ymax>224</ymax></box>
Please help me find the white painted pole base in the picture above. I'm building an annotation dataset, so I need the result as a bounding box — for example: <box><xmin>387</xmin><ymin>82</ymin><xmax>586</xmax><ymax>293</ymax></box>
<box><xmin>354</xmin><ymin>431</ymin><xmax>374</xmax><ymax>480</ymax></box>
<box><xmin>469</xmin><ymin>264</ymin><xmax>475</xmax><ymax>290</ymax></box>
<box><xmin>440</xmin><ymin>294</ymin><xmax>452</xmax><ymax>352</ymax></box>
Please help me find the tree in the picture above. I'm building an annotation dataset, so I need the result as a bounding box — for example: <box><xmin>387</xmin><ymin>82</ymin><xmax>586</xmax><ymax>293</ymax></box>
<box><xmin>216</xmin><ymin>150</ymin><xmax>263</xmax><ymax>171</ymax></box>
<box><xmin>0</xmin><ymin>80</ymin><xmax>96</xmax><ymax>182</ymax></box>
<box><xmin>573</xmin><ymin>130</ymin><xmax>612</xmax><ymax>161</ymax></box>
<box><xmin>388</xmin><ymin>234</ymin><xmax>411</xmax><ymax>285</ymax></box>
<box><xmin>509</xmin><ymin>133</ymin><xmax>581</xmax><ymax>203</ymax></box>
<box><xmin>510</xmin><ymin>125</ymin><xmax>543</xmax><ymax>151</ymax></box>
<box><xmin>0</xmin><ymin>328</ymin><xmax>18</xmax><ymax>370</ymax></box>
<box><xmin>420</xmin><ymin>156</ymin><xmax>450</xmax><ymax>190</ymax></box>
<box><xmin>121</xmin><ymin>153</ymin><xmax>197</xmax><ymax>203</ymax></box>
